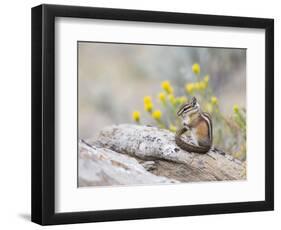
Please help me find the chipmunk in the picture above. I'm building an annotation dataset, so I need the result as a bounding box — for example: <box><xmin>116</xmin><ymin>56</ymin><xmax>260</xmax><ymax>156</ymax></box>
<box><xmin>175</xmin><ymin>97</ymin><xmax>213</xmax><ymax>154</ymax></box>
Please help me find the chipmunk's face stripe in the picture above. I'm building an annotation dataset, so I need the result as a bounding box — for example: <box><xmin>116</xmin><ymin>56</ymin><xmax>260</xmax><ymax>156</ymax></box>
<box><xmin>177</xmin><ymin>104</ymin><xmax>192</xmax><ymax>116</ymax></box>
<box><xmin>177</xmin><ymin>97</ymin><xmax>198</xmax><ymax>116</ymax></box>
<box><xmin>177</xmin><ymin>98</ymin><xmax>199</xmax><ymax>116</ymax></box>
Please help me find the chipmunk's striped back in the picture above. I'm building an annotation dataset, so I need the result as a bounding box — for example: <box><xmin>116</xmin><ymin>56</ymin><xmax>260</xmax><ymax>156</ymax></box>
<box><xmin>201</xmin><ymin>112</ymin><xmax>213</xmax><ymax>145</ymax></box>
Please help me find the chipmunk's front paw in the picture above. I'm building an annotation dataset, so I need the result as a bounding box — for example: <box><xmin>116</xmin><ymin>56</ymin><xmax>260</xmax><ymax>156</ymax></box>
<box><xmin>182</xmin><ymin>122</ymin><xmax>190</xmax><ymax>130</ymax></box>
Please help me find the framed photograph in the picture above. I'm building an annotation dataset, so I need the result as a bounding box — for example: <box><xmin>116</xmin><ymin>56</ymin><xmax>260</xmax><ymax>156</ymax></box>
<box><xmin>31</xmin><ymin>4</ymin><xmax>274</xmax><ymax>225</ymax></box>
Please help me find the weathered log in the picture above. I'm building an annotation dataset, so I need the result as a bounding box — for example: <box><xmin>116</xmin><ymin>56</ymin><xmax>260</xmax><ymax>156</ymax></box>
<box><xmin>79</xmin><ymin>140</ymin><xmax>178</xmax><ymax>187</ymax></box>
<box><xmin>94</xmin><ymin>124</ymin><xmax>246</xmax><ymax>182</ymax></box>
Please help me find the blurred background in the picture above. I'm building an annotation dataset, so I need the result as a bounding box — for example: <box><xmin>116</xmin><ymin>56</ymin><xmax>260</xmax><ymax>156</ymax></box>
<box><xmin>78</xmin><ymin>42</ymin><xmax>246</xmax><ymax>160</ymax></box>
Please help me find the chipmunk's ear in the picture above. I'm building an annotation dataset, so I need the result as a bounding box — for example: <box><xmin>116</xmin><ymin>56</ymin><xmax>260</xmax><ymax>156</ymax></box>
<box><xmin>192</xmin><ymin>97</ymin><xmax>197</xmax><ymax>103</ymax></box>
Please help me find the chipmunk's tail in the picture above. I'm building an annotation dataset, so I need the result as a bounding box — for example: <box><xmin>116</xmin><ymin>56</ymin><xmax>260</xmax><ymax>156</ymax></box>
<box><xmin>175</xmin><ymin>127</ymin><xmax>211</xmax><ymax>154</ymax></box>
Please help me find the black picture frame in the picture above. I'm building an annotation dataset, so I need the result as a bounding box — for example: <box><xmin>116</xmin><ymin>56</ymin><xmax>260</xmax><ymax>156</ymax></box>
<box><xmin>31</xmin><ymin>4</ymin><xmax>274</xmax><ymax>225</ymax></box>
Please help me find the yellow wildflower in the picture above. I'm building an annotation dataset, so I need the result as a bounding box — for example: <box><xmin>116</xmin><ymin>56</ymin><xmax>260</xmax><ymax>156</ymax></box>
<box><xmin>185</xmin><ymin>83</ymin><xmax>194</xmax><ymax>94</ymax></box>
<box><xmin>211</xmin><ymin>96</ymin><xmax>218</xmax><ymax>105</ymax></box>
<box><xmin>132</xmin><ymin>111</ymin><xmax>140</xmax><ymax>122</ymax></box>
<box><xmin>161</xmin><ymin>81</ymin><xmax>174</xmax><ymax>94</ymax></box>
<box><xmin>199</xmin><ymin>81</ymin><xmax>207</xmax><ymax>90</ymax></box>
<box><xmin>233</xmin><ymin>104</ymin><xmax>239</xmax><ymax>113</ymax></box>
<box><xmin>178</xmin><ymin>96</ymin><xmax>188</xmax><ymax>104</ymax></box>
<box><xmin>143</xmin><ymin>96</ymin><xmax>153</xmax><ymax>112</ymax></box>
<box><xmin>174</xmin><ymin>96</ymin><xmax>187</xmax><ymax>105</ymax></box>
<box><xmin>144</xmin><ymin>102</ymin><xmax>153</xmax><ymax>112</ymax></box>
<box><xmin>157</xmin><ymin>92</ymin><xmax>166</xmax><ymax>103</ymax></box>
<box><xmin>143</xmin><ymin>96</ymin><xmax>152</xmax><ymax>105</ymax></box>
<box><xmin>169</xmin><ymin>125</ymin><xmax>177</xmax><ymax>132</ymax></box>
<box><xmin>152</xmin><ymin>110</ymin><xmax>162</xmax><ymax>121</ymax></box>
<box><xmin>194</xmin><ymin>82</ymin><xmax>201</xmax><ymax>90</ymax></box>
<box><xmin>192</xmin><ymin>63</ymin><xmax>200</xmax><ymax>75</ymax></box>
